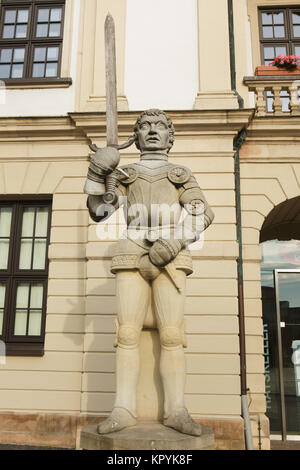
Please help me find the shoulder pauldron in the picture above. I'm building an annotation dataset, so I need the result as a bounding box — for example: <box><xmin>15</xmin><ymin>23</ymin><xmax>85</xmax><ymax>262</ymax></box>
<box><xmin>167</xmin><ymin>166</ymin><xmax>191</xmax><ymax>185</ymax></box>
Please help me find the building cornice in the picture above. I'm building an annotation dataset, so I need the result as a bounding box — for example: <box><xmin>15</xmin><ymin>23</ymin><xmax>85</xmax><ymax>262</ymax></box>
<box><xmin>0</xmin><ymin>109</ymin><xmax>254</xmax><ymax>142</ymax></box>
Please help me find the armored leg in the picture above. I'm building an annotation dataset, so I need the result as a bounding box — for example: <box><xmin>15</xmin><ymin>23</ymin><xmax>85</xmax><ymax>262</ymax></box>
<box><xmin>152</xmin><ymin>269</ymin><xmax>202</xmax><ymax>436</ymax></box>
<box><xmin>97</xmin><ymin>270</ymin><xmax>150</xmax><ymax>434</ymax></box>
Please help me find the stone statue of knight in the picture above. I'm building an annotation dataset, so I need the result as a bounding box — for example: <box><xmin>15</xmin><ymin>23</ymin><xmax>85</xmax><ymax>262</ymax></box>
<box><xmin>85</xmin><ymin>109</ymin><xmax>214</xmax><ymax>436</ymax></box>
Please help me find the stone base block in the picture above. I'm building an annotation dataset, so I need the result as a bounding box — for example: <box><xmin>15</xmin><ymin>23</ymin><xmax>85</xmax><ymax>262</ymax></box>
<box><xmin>193</xmin><ymin>91</ymin><xmax>239</xmax><ymax>110</ymax></box>
<box><xmin>80</xmin><ymin>422</ymin><xmax>215</xmax><ymax>450</ymax></box>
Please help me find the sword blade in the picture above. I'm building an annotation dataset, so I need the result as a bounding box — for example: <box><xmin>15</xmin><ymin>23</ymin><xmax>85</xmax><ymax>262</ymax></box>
<box><xmin>105</xmin><ymin>13</ymin><xmax>118</xmax><ymax>147</ymax></box>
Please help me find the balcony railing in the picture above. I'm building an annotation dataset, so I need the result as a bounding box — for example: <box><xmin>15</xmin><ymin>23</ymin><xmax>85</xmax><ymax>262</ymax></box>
<box><xmin>244</xmin><ymin>76</ymin><xmax>300</xmax><ymax>117</ymax></box>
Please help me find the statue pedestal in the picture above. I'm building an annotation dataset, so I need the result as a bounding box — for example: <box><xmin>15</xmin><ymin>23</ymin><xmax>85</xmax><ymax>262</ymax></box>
<box><xmin>80</xmin><ymin>422</ymin><xmax>215</xmax><ymax>450</ymax></box>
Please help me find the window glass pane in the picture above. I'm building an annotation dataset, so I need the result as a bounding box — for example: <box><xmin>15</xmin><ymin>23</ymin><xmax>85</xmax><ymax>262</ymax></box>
<box><xmin>28</xmin><ymin>310</ymin><xmax>42</xmax><ymax>336</ymax></box>
<box><xmin>0</xmin><ymin>64</ymin><xmax>10</xmax><ymax>78</ymax></box>
<box><xmin>21</xmin><ymin>208</ymin><xmax>35</xmax><ymax>237</ymax></box>
<box><xmin>47</xmin><ymin>47</ymin><xmax>59</xmax><ymax>61</ymax></box>
<box><xmin>15</xmin><ymin>24</ymin><xmax>27</xmax><ymax>38</ymax></box>
<box><xmin>16</xmin><ymin>283</ymin><xmax>29</xmax><ymax>309</ymax></box>
<box><xmin>30</xmin><ymin>284</ymin><xmax>43</xmax><ymax>309</ymax></box>
<box><xmin>17</xmin><ymin>9</ymin><xmax>29</xmax><ymax>24</ymax></box>
<box><xmin>35</xmin><ymin>207</ymin><xmax>49</xmax><ymax>237</ymax></box>
<box><xmin>0</xmin><ymin>284</ymin><xmax>6</xmax><ymax>308</ymax></box>
<box><xmin>32</xmin><ymin>63</ymin><xmax>45</xmax><ymax>78</ymax></box>
<box><xmin>50</xmin><ymin>8</ymin><xmax>62</xmax><ymax>22</ymax></box>
<box><xmin>0</xmin><ymin>49</ymin><xmax>12</xmax><ymax>63</ymax></box>
<box><xmin>36</xmin><ymin>24</ymin><xmax>48</xmax><ymax>37</ymax></box>
<box><xmin>294</xmin><ymin>26</ymin><xmax>300</xmax><ymax>38</ymax></box>
<box><xmin>293</xmin><ymin>13</ymin><xmax>300</xmax><ymax>25</ymax></box>
<box><xmin>264</xmin><ymin>47</ymin><xmax>275</xmax><ymax>60</ymax></box>
<box><xmin>14</xmin><ymin>310</ymin><xmax>27</xmax><ymax>335</ymax></box>
<box><xmin>37</xmin><ymin>8</ymin><xmax>50</xmax><ymax>22</ymax></box>
<box><xmin>4</xmin><ymin>10</ymin><xmax>16</xmax><ymax>24</ymax></box>
<box><xmin>262</xmin><ymin>13</ymin><xmax>273</xmax><ymax>25</ymax></box>
<box><xmin>33</xmin><ymin>239</ymin><xmax>47</xmax><ymax>269</ymax></box>
<box><xmin>274</xmin><ymin>26</ymin><xmax>285</xmax><ymax>38</ymax></box>
<box><xmin>11</xmin><ymin>64</ymin><xmax>23</xmax><ymax>78</ymax></box>
<box><xmin>273</xmin><ymin>12</ymin><xmax>284</xmax><ymax>24</ymax></box>
<box><xmin>13</xmin><ymin>48</ymin><xmax>25</xmax><ymax>63</ymax></box>
<box><xmin>295</xmin><ymin>46</ymin><xmax>300</xmax><ymax>56</ymax></box>
<box><xmin>2</xmin><ymin>25</ymin><xmax>15</xmax><ymax>39</ymax></box>
<box><xmin>263</xmin><ymin>26</ymin><xmax>273</xmax><ymax>38</ymax></box>
<box><xmin>0</xmin><ymin>240</ymin><xmax>9</xmax><ymax>269</ymax></box>
<box><xmin>275</xmin><ymin>46</ymin><xmax>287</xmax><ymax>56</ymax></box>
<box><xmin>34</xmin><ymin>47</ymin><xmax>46</xmax><ymax>62</ymax></box>
<box><xmin>0</xmin><ymin>207</ymin><xmax>12</xmax><ymax>237</ymax></box>
<box><xmin>19</xmin><ymin>239</ymin><xmax>33</xmax><ymax>269</ymax></box>
<box><xmin>49</xmin><ymin>23</ymin><xmax>60</xmax><ymax>37</ymax></box>
<box><xmin>45</xmin><ymin>62</ymin><xmax>57</xmax><ymax>77</ymax></box>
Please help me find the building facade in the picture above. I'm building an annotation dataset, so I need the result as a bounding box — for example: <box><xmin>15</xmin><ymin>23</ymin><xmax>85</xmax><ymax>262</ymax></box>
<box><xmin>0</xmin><ymin>0</ymin><xmax>299</xmax><ymax>450</ymax></box>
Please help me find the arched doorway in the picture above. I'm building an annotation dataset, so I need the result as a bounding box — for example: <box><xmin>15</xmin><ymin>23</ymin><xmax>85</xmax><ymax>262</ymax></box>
<box><xmin>260</xmin><ymin>196</ymin><xmax>300</xmax><ymax>441</ymax></box>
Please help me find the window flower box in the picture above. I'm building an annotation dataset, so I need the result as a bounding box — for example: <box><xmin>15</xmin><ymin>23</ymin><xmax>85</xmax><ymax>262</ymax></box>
<box><xmin>255</xmin><ymin>66</ymin><xmax>300</xmax><ymax>76</ymax></box>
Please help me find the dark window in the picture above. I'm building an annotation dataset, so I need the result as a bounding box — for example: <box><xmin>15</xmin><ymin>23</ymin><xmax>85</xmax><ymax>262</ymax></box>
<box><xmin>0</xmin><ymin>200</ymin><xmax>52</xmax><ymax>356</ymax></box>
<box><xmin>0</xmin><ymin>0</ymin><xmax>64</xmax><ymax>80</ymax></box>
<box><xmin>259</xmin><ymin>7</ymin><xmax>300</xmax><ymax>65</ymax></box>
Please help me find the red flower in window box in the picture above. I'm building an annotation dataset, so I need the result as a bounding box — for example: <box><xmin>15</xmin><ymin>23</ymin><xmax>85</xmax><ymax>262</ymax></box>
<box><xmin>270</xmin><ymin>54</ymin><xmax>300</xmax><ymax>68</ymax></box>
<box><xmin>255</xmin><ymin>55</ymin><xmax>300</xmax><ymax>75</ymax></box>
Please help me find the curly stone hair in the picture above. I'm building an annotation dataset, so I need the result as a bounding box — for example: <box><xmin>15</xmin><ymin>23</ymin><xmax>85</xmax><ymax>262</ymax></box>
<box><xmin>134</xmin><ymin>109</ymin><xmax>175</xmax><ymax>152</ymax></box>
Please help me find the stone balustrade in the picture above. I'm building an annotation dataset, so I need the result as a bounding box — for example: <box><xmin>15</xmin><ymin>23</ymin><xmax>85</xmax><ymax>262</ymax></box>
<box><xmin>244</xmin><ymin>76</ymin><xmax>300</xmax><ymax>117</ymax></box>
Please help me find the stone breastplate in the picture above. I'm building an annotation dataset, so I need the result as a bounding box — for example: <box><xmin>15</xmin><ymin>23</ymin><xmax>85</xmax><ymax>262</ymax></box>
<box><xmin>111</xmin><ymin>159</ymin><xmax>194</xmax><ymax>276</ymax></box>
<box><xmin>117</xmin><ymin>160</ymin><xmax>190</xmax><ymax>233</ymax></box>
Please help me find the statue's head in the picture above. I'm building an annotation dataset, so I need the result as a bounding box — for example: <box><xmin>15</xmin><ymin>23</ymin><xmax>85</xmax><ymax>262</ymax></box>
<box><xmin>134</xmin><ymin>109</ymin><xmax>175</xmax><ymax>153</ymax></box>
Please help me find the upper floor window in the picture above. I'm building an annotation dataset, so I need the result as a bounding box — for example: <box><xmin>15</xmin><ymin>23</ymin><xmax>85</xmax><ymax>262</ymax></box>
<box><xmin>0</xmin><ymin>0</ymin><xmax>65</xmax><ymax>81</ymax></box>
<box><xmin>259</xmin><ymin>7</ymin><xmax>300</xmax><ymax>65</ymax></box>
<box><xmin>0</xmin><ymin>199</ymin><xmax>52</xmax><ymax>356</ymax></box>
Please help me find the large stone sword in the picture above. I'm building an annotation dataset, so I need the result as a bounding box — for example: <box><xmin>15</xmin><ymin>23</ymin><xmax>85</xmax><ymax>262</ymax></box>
<box><xmin>85</xmin><ymin>13</ymin><xmax>133</xmax><ymax>198</ymax></box>
<box><xmin>104</xmin><ymin>13</ymin><xmax>118</xmax><ymax>151</ymax></box>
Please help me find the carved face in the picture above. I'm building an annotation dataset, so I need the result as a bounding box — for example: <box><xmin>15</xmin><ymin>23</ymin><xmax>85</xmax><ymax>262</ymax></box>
<box><xmin>136</xmin><ymin>114</ymin><xmax>170</xmax><ymax>152</ymax></box>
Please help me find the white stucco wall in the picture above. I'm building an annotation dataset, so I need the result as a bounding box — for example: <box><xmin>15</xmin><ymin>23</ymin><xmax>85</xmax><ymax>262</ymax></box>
<box><xmin>124</xmin><ymin>0</ymin><xmax>198</xmax><ymax>110</ymax></box>
<box><xmin>0</xmin><ymin>0</ymin><xmax>81</xmax><ymax>117</ymax></box>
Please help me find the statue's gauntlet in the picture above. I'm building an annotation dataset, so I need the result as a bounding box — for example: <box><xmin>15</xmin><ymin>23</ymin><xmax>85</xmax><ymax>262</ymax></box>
<box><xmin>87</xmin><ymin>147</ymin><xmax>120</xmax><ymax>184</ymax></box>
<box><xmin>149</xmin><ymin>238</ymin><xmax>184</xmax><ymax>267</ymax></box>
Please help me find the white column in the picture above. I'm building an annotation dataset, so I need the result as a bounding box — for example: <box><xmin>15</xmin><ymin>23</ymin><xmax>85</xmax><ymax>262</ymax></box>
<box><xmin>194</xmin><ymin>0</ymin><xmax>239</xmax><ymax>110</ymax></box>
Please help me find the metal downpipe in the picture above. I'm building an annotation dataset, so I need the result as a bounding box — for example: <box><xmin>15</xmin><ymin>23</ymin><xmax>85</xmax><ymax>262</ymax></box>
<box><xmin>234</xmin><ymin>130</ymin><xmax>254</xmax><ymax>450</ymax></box>
<box><xmin>228</xmin><ymin>0</ymin><xmax>254</xmax><ymax>449</ymax></box>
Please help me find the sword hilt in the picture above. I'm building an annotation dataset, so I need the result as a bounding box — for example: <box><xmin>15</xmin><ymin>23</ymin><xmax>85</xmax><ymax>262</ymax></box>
<box><xmin>87</xmin><ymin>137</ymin><xmax>134</xmax><ymax>200</ymax></box>
<box><xmin>103</xmin><ymin>172</ymin><xmax>119</xmax><ymax>205</ymax></box>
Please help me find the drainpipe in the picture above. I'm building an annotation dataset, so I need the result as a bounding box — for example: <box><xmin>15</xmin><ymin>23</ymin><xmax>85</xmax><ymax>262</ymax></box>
<box><xmin>228</xmin><ymin>0</ymin><xmax>254</xmax><ymax>450</ymax></box>
<box><xmin>228</xmin><ymin>0</ymin><xmax>244</xmax><ymax>109</ymax></box>
<box><xmin>234</xmin><ymin>130</ymin><xmax>254</xmax><ymax>451</ymax></box>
